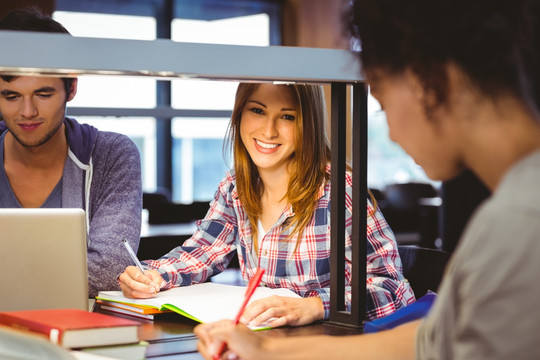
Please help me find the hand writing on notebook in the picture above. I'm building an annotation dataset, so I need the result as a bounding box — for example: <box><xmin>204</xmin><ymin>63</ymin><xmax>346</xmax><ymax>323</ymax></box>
<box><xmin>240</xmin><ymin>295</ymin><xmax>324</xmax><ymax>328</ymax></box>
<box><xmin>195</xmin><ymin>320</ymin><xmax>259</xmax><ymax>360</ymax></box>
<box><xmin>119</xmin><ymin>266</ymin><xmax>163</xmax><ymax>298</ymax></box>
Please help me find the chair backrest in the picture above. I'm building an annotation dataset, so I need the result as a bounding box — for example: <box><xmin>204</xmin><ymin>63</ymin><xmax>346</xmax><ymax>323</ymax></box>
<box><xmin>398</xmin><ymin>245</ymin><xmax>452</xmax><ymax>297</ymax></box>
<box><xmin>380</xmin><ymin>183</ymin><xmax>441</xmax><ymax>247</ymax></box>
<box><xmin>384</xmin><ymin>182</ymin><xmax>438</xmax><ymax>212</ymax></box>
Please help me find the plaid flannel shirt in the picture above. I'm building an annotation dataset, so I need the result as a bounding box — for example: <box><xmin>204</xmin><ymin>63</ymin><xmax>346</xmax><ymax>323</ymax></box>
<box><xmin>144</xmin><ymin>167</ymin><xmax>415</xmax><ymax>320</ymax></box>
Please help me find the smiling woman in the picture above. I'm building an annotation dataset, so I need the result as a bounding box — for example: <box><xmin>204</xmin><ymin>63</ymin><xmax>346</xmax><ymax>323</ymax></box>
<box><xmin>238</xmin><ymin>84</ymin><xmax>298</xmax><ymax>227</ymax></box>
<box><xmin>230</xmin><ymin>83</ymin><xmax>328</xmax><ymax>248</ymax></box>
<box><xmin>118</xmin><ymin>82</ymin><xmax>415</xmax><ymax>329</ymax></box>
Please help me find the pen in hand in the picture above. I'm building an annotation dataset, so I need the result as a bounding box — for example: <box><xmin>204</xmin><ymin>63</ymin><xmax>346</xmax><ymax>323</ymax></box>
<box><xmin>121</xmin><ymin>238</ymin><xmax>158</xmax><ymax>294</ymax></box>
<box><xmin>213</xmin><ymin>267</ymin><xmax>265</xmax><ymax>360</ymax></box>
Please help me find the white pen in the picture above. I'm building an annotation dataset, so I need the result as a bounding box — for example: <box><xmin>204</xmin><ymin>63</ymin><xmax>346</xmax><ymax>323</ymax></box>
<box><xmin>121</xmin><ymin>239</ymin><xmax>157</xmax><ymax>293</ymax></box>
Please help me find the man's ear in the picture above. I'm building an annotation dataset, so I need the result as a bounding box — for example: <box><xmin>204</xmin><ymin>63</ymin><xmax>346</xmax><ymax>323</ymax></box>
<box><xmin>67</xmin><ymin>77</ymin><xmax>78</xmax><ymax>102</ymax></box>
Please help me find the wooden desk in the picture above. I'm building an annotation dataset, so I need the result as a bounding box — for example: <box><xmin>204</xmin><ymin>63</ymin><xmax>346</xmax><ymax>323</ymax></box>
<box><xmin>96</xmin><ymin>269</ymin><xmax>362</xmax><ymax>359</ymax></box>
<box><xmin>96</xmin><ymin>311</ymin><xmax>362</xmax><ymax>359</ymax></box>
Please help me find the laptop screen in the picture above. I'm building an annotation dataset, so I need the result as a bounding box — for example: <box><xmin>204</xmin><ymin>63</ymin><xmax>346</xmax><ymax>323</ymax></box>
<box><xmin>0</xmin><ymin>208</ymin><xmax>88</xmax><ymax>311</ymax></box>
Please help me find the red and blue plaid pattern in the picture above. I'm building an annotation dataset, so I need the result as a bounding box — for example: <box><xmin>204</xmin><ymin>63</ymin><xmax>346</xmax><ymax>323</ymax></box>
<box><xmin>145</xmin><ymin>167</ymin><xmax>415</xmax><ymax>320</ymax></box>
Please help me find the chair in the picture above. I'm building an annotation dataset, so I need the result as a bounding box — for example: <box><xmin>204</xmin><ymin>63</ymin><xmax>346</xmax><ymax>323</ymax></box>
<box><xmin>140</xmin><ymin>190</ymin><xmax>210</xmax><ymax>259</ymax></box>
<box><xmin>381</xmin><ymin>182</ymin><xmax>441</xmax><ymax>248</ymax></box>
<box><xmin>142</xmin><ymin>190</ymin><xmax>171</xmax><ymax>209</ymax></box>
<box><xmin>143</xmin><ymin>190</ymin><xmax>209</xmax><ymax>225</ymax></box>
<box><xmin>398</xmin><ymin>245</ymin><xmax>452</xmax><ymax>297</ymax></box>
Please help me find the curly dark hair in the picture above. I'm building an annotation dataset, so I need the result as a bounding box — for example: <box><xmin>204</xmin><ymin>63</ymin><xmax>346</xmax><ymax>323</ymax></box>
<box><xmin>346</xmin><ymin>0</ymin><xmax>540</xmax><ymax>115</ymax></box>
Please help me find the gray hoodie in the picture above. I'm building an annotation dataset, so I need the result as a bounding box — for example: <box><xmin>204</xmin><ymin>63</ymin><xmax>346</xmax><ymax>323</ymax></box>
<box><xmin>0</xmin><ymin>117</ymin><xmax>142</xmax><ymax>297</ymax></box>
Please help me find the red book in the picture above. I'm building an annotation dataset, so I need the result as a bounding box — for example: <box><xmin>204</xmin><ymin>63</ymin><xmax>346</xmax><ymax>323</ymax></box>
<box><xmin>0</xmin><ymin>308</ymin><xmax>140</xmax><ymax>348</ymax></box>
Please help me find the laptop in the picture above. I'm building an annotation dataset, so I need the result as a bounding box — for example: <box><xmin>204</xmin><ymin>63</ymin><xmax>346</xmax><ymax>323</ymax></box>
<box><xmin>0</xmin><ymin>208</ymin><xmax>89</xmax><ymax>311</ymax></box>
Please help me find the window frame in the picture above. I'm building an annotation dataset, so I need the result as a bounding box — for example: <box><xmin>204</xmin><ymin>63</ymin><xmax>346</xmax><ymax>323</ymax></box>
<box><xmin>56</xmin><ymin>0</ymin><xmax>283</xmax><ymax>195</ymax></box>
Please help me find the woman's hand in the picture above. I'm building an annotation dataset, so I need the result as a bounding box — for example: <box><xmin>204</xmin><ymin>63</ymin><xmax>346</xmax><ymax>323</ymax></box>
<box><xmin>118</xmin><ymin>266</ymin><xmax>163</xmax><ymax>298</ymax></box>
<box><xmin>240</xmin><ymin>295</ymin><xmax>324</xmax><ymax>328</ymax></box>
<box><xmin>195</xmin><ymin>320</ymin><xmax>266</xmax><ymax>360</ymax></box>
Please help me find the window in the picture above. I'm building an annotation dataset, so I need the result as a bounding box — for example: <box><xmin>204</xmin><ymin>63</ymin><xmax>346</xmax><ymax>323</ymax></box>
<box><xmin>170</xmin><ymin>14</ymin><xmax>270</xmax><ymax>202</ymax></box>
<box><xmin>53</xmin><ymin>1</ymin><xmax>426</xmax><ymax>200</ymax></box>
<box><xmin>53</xmin><ymin>11</ymin><xmax>158</xmax><ymax>191</ymax></box>
<box><xmin>53</xmin><ymin>2</ymin><xmax>278</xmax><ymax>202</ymax></box>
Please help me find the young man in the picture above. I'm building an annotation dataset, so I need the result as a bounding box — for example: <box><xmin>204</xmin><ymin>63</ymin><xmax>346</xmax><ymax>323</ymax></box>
<box><xmin>0</xmin><ymin>7</ymin><xmax>142</xmax><ymax>297</ymax></box>
<box><xmin>194</xmin><ymin>0</ymin><xmax>540</xmax><ymax>359</ymax></box>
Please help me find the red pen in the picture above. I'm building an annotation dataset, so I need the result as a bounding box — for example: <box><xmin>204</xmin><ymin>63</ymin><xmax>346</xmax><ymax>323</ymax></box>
<box><xmin>212</xmin><ymin>267</ymin><xmax>265</xmax><ymax>360</ymax></box>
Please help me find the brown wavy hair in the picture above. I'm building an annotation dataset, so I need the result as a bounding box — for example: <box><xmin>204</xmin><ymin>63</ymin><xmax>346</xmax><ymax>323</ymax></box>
<box><xmin>224</xmin><ymin>83</ymin><xmax>331</xmax><ymax>250</ymax></box>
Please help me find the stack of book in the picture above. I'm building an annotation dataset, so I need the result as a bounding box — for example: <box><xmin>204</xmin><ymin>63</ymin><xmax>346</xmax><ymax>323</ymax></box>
<box><xmin>95</xmin><ymin>299</ymin><xmax>172</xmax><ymax>320</ymax></box>
<box><xmin>0</xmin><ymin>308</ymin><xmax>148</xmax><ymax>360</ymax></box>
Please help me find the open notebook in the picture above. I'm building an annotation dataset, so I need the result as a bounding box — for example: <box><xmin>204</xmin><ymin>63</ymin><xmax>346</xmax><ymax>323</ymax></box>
<box><xmin>97</xmin><ymin>282</ymin><xmax>301</xmax><ymax>329</ymax></box>
<box><xmin>0</xmin><ymin>208</ymin><xmax>88</xmax><ymax>311</ymax></box>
